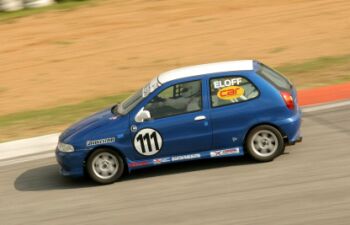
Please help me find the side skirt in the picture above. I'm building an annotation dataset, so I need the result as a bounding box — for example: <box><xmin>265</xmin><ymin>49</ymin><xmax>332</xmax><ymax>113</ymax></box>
<box><xmin>126</xmin><ymin>147</ymin><xmax>244</xmax><ymax>171</ymax></box>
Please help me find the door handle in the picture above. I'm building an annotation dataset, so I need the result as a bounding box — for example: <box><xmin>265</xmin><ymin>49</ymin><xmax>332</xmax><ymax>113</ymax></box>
<box><xmin>194</xmin><ymin>115</ymin><xmax>206</xmax><ymax>121</ymax></box>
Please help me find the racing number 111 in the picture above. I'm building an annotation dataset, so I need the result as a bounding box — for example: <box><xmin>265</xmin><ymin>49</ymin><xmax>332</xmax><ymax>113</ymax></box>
<box><xmin>136</xmin><ymin>131</ymin><xmax>160</xmax><ymax>153</ymax></box>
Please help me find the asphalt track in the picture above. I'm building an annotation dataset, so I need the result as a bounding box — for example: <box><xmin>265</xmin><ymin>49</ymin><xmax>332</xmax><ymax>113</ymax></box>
<box><xmin>1</xmin><ymin>104</ymin><xmax>350</xmax><ymax>225</ymax></box>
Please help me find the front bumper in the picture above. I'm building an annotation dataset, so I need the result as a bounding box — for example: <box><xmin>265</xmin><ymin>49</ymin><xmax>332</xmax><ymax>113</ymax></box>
<box><xmin>55</xmin><ymin>148</ymin><xmax>89</xmax><ymax>177</ymax></box>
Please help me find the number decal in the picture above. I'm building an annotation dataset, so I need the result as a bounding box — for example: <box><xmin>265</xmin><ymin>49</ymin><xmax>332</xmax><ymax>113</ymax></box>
<box><xmin>136</xmin><ymin>134</ymin><xmax>146</xmax><ymax>153</ymax></box>
<box><xmin>150</xmin><ymin>131</ymin><xmax>160</xmax><ymax>150</ymax></box>
<box><xmin>134</xmin><ymin>128</ymin><xmax>163</xmax><ymax>156</ymax></box>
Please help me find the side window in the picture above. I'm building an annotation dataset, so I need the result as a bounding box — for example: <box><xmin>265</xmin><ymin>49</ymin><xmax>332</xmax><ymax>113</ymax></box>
<box><xmin>144</xmin><ymin>80</ymin><xmax>202</xmax><ymax>119</ymax></box>
<box><xmin>210</xmin><ymin>76</ymin><xmax>259</xmax><ymax>108</ymax></box>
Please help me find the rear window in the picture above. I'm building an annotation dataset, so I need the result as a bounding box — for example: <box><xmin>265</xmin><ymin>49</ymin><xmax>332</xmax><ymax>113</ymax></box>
<box><xmin>257</xmin><ymin>63</ymin><xmax>293</xmax><ymax>91</ymax></box>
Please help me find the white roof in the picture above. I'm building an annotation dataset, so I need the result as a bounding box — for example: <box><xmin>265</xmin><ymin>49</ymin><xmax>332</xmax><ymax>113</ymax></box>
<box><xmin>158</xmin><ymin>60</ymin><xmax>254</xmax><ymax>84</ymax></box>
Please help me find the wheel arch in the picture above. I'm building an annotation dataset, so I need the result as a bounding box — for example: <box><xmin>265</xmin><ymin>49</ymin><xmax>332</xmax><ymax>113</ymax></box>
<box><xmin>243</xmin><ymin>122</ymin><xmax>288</xmax><ymax>147</ymax></box>
<box><xmin>83</xmin><ymin>145</ymin><xmax>129</xmax><ymax>173</ymax></box>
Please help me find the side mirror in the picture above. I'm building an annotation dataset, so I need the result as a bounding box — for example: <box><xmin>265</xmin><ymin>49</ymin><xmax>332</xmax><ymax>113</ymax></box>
<box><xmin>135</xmin><ymin>108</ymin><xmax>151</xmax><ymax>123</ymax></box>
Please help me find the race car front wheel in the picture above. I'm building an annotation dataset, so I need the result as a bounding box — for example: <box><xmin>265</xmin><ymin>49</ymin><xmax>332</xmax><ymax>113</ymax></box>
<box><xmin>245</xmin><ymin>125</ymin><xmax>285</xmax><ymax>162</ymax></box>
<box><xmin>87</xmin><ymin>148</ymin><xmax>124</xmax><ymax>184</ymax></box>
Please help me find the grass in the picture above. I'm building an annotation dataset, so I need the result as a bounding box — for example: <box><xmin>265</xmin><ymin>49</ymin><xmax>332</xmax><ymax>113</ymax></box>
<box><xmin>1</xmin><ymin>54</ymin><xmax>350</xmax><ymax>142</ymax></box>
<box><xmin>269</xmin><ymin>47</ymin><xmax>287</xmax><ymax>54</ymax></box>
<box><xmin>0</xmin><ymin>0</ymin><xmax>94</xmax><ymax>22</ymax></box>
<box><xmin>276</xmin><ymin>54</ymin><xmax>350</xmax><ymax>88</ymax></box>
<box><xmin>0</xmin><ymin>87</ymin><xmax>7</xmax><ymax>93</ymax></box>
<box><xmin>0</xmin><ymin>93</ymin><xmax>130</xmax><ymax>142</ymax></box>
<box><xmin>53</xmin><ymin>40</ymin><xmax>74</xmax><ymax>45</ymax></box>
<box><xmin>277</xmin><ymin>55</ymin><xmax>350</xmax><ymax>74</ymax></box>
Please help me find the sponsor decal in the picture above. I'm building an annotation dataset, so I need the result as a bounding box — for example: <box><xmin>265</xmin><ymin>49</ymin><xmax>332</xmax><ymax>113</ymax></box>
<box><xmin>217</xmin><ymin>86</ymin><xmax>244</xmax><ymax>100</ymax></box>
<box><xmin>109</xmin><ymin>116</ymin><xmax>118</xmax><ymax>120</ymax></box>
<box><xmin>134</xmin><ymin>128</ymin><xmax>163</xmax><ymax>156</ymax></box>
<box><xmin>210</xmin><ymin>148</ymin><xmax>240</xmax><ymax>157</ymax></box>
<box><xmin>153</xmin><ymin>154</ymin><xmax>200</xmax><ymax>165</ymax></box>
<box><xmin>128</xmin><ymin>161</ymin><xmax>149</xmax><ymax>168</ymax></box>
<box><xmin>171</xmin><ymin>153</ymin><xmax>201</xmax><ymax>162</ymax></box>
<box><xmin>153</xmin><ymin>157</ymin><xmax>171</xmax><ymax>165</ymax></box>
<box><xmin>86</xmin><ymin>137</ymin><xmax>116</xmax><ymax>147</ymax></box>
<box><xmin>213</xmin><ymin>78</ymin><xmax>242</xmax><ymax>89</ymax></box>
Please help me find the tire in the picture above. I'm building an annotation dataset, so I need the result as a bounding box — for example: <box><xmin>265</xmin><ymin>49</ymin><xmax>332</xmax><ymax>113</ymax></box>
<box><xmin>86</xmin><ymin>148</ymin><xmax>125</xmax><ymax>184</ymax></box>
<box><xmin>245</xmin><ymin>125</ymin><xmax>285</xmax><ymax>162</ymax></box>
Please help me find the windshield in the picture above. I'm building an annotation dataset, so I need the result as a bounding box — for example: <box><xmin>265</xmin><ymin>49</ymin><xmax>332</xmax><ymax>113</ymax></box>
<box><xmin>116</xmin><ymin>78</ymin><xmax>161</xmax><ymax>115</ymax></box>
<box><xmin>116</xmin><ymin>89</ymin><xmax>143</xmax><ymax>115</ymax></box>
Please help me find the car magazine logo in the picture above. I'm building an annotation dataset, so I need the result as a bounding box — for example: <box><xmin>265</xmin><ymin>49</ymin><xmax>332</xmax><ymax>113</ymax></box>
<box><xmin>171</xmin><ymin>153</ymin><xmax>201</xmax><ymax>162</ymax></box>
<box><xmin>210</xmin><ymin>148</ymin><xmax>240</xmax><ymax>157</ymax></box>
<box><xmin>153</xmin><ymin>157</ymin><xmax>171</xmax><ymax>165</ymax></box>
<box><xmin>86</xmin><ymin>137</ymin><xmax>116</xmax><ymax>147</ymax></box>
<box><xmin>217</xmin><ymin>86</ymin><xmax>244</xmax><ymax>100</ymax></box>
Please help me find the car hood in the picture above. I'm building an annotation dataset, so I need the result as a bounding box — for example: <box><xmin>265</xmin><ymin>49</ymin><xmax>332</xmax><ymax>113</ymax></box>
<box><xmin>59</xmin><ymin>107</ymin><xmax>120</xmax><ymax>142</ymax></box>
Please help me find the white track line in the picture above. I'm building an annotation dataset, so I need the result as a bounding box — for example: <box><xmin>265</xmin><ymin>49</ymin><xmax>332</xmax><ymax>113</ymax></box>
<box><xmin>302</xmin><ymin>100</ymin><xmax>350</xmax><ymax>113</ymax></box>
<box><xmin>0</xmin><ymin>100</ymin><xmax>349</xmax><ymax>167</ymax></box>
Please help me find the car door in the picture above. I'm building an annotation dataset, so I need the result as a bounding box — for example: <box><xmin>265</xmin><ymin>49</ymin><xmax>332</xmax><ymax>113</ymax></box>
<box><xmin>209</xmin><ymin>74</ymin><xmax>260</xmax><ymax>149</ymax></box>
<box><xmin>129</xmin><ymin>79</ymin><xmax>212</xmax><ymax>160</ymax></box>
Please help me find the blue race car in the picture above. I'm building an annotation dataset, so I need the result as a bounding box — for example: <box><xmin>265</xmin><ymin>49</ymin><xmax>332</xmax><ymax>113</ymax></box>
<box><xmin>56</xmin><ymin>60</ymin><xmax>302</xmax><ymax>184</ymax></box>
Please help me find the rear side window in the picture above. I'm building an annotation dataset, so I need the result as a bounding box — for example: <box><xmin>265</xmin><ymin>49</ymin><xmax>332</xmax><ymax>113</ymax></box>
<box><xmin>210</xmin><ymin>76</ymin><xmax>259</xmax><ymax>108</ymax></box>
<box><xmin>257</xmin><ymin>63</ymin><xmax>293</xmax><ymax>91</ymax></box>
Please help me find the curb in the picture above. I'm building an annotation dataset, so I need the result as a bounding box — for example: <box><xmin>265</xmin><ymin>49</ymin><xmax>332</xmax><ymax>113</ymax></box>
<box><xmin>0</xmin><ymin>133</ymin><xmax>59</xmax><ymax>161</ymax></box>
<box><xmin>298</xmin><ymin>82</ymin><xmax>350</xmax><ymax>106</ymax></box>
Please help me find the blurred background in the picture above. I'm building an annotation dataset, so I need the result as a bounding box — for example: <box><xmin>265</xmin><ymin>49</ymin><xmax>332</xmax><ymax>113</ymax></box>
<box><xmin>0</xmin><ymin>0</ymin><xmax>349</xmax><ymax>142</ymax></box>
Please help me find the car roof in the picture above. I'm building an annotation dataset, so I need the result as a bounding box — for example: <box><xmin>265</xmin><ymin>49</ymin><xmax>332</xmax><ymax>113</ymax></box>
<box><xmin>157</xmin><ymin>60</ymin><xmax>255</xmax><ymax>84</ymax></box>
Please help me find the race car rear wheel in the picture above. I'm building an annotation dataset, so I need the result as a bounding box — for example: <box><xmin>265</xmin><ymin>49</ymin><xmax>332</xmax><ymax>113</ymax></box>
<box><xmin>87</xmin><ymin>148</ymin><xmax>124</xmax><ymax>184</ymax></box>
<box><xmin>245</xmin><ymin>125</ymin><xmax>285</xmax><ymax>162</ymax></box>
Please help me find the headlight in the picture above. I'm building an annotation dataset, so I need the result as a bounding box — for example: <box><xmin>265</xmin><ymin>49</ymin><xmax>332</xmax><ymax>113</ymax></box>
<box><xmin>57</xmin><ymin>142</ymin><xmax>75</xmax><ymax>152</ymax></box>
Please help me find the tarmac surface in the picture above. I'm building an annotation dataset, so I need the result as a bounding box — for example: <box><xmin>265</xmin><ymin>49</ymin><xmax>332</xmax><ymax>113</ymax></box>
<box><xmin>0</xmin><ymin>104</ymin><xmax>349</xmax><ymax>225</ymax></box>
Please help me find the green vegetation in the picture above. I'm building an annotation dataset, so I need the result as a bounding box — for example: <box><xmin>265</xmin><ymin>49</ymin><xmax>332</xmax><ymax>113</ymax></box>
<box><xmin>269</xmin><ymin>47</ymin><xmax>287</xmax><ymax>54</ymax></box>
<box><xmin>0</xmin><ymin>92</ymin><xmax>130</xmax><ymax>142</ymax></box>
<box><xmin>53</xmin><ymin>40</ymin><xmax>74</xmax><ymax>45</ymax></box>
<box><xmin>0</xmin><ymin>87</ymin><xmax>7</xmax><ymax>93</ymax></box>
<box><xmin>0</xmin><ymin>93</ymin><xmax>130</xmax><ymax>127</ymax></box>
<box><xmin>0</xmin><ymin>0</ymin><xmax>93</xmax><ymax>22</ymax></box>
<box><xmin>276</xmin><ymin>54</ymin><xmax>350</xmax><ymax>88</ymax></box>
<box><xmin>277</xmin><ymin>54</ymin><xmax>350</xmax><ymax>74</ymax></box>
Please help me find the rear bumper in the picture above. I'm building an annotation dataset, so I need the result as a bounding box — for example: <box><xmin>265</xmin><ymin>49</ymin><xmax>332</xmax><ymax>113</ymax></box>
<box><xmin>296</xmin><ymin>136</ymin><xmax>303</xmax><ymax>143</ymax></box>
<box><xmin>287</xmin><ymin>135</ymin><xmax>303</xmax><ymax>145</ymax></box>
<box><xmin>275</xmin><ymin>108</ymin><xmax>302</xmax><ymax>145</ymax></box>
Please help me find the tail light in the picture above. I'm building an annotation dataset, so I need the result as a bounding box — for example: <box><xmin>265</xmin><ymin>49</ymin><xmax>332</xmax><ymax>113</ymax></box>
<box><xmin>280</xmin><ymin>91</ymin><xmax>295</xmax><ymax>110</ymax></box>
